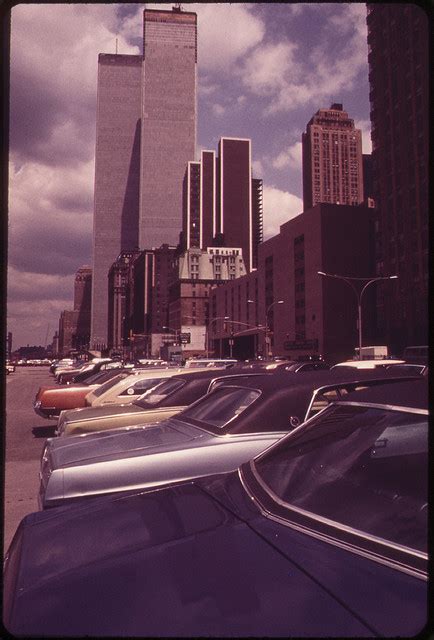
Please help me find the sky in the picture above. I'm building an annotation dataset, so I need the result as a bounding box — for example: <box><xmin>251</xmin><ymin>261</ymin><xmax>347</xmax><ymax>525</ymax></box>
<box><xmin>7</xmin><ymin>2</ymin><xmax>372</xmax><ymax>349</ymax></box>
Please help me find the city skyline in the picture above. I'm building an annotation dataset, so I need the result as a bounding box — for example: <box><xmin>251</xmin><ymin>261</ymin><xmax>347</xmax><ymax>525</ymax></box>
<box><xmin>8</xmin><ymin>3</ymin><xmax>373</xmax><ymax>348</ymax></box>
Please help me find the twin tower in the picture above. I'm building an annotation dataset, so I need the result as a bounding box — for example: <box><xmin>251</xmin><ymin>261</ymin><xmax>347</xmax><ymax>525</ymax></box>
<box><xmin>91</xmin><ymin>7</ymin><xmax>260</xmax><ymax>348</ymax></box>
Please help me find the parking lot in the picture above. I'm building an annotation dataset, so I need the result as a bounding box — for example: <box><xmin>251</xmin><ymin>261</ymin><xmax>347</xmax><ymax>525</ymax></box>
<box><xmin>4</xmin><ymin>367</ymin><xmax>55</xmax><ymax>548</ymax></box>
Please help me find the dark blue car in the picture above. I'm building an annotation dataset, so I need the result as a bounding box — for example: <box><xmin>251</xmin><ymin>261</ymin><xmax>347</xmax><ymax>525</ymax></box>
<box><xmin>3</xmin><ymin>379</ymin><xmax>428</xmax><ymax>636</ymax></box>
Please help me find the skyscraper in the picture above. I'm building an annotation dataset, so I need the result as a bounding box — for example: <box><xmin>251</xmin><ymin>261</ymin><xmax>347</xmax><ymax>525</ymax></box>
<box><xmin>91</xmin><ymin>7</ymin><xmax>197</xmax><ymax>348</ymax></box>
<box><xmin>302</xmin><ymin>103</ymin><xmax>364</xmax><ymax>210</ymax></box>
<box><xmin>91</xmin><ymin>54</ymin><xmax>142</xmax><ymax>347</ymax></box>
<box><xmin>139</xmin><ymin>8</ymin><xmax>197</xmax><ymax>249</ymax></box>
<box><xmin>366</xmin><ymin>4</ymin><xmax>428</xmax><ymax>351</ymax></box>
<box><xmin>182</xmin><ymin>138</ymin><xmax>263</xmax><ymax>271</ymax></box>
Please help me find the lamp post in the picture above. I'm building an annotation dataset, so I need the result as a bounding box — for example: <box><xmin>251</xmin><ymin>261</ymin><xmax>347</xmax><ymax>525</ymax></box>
<box><xmin>265</xmin><ymin>300</ymin><xmax>284</xmax><ymax>359</ymax></box>
<box><xmin>317</xmin><ymin>271</ymin><xmax>398</xmax><ymax>359</ymax></box>
<box><xmin>227</xmin><ymin>320</ymin><xmax>266</xmax><ymax>359</ymax></box>
<box><xmin>207</xmin><ymin>316</ymin><xmax>230</xmax><ymax>358</ymax></box>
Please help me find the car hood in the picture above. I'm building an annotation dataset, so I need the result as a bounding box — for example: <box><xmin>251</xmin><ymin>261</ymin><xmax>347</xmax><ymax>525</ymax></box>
<box><xmin>5</xmin><ymin>475</ymin><xmax>375</xmax><ymax>637</ymax></box>
<box><xmin>47</xmin><ymin>419</ymin><xmax>207</xmax><ymax>468</ymax></box>
<box><xmin>61</xmin><ymin>402</ymin><xmax>144</xmax><ymax>423</ymax></box>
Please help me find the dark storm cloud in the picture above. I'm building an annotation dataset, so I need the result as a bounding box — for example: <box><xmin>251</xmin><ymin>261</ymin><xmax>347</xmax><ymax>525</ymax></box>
<box><xmin>8</xmin><ymin>223</ymin><xmax>92</xmax><ymax>277</ymax></box>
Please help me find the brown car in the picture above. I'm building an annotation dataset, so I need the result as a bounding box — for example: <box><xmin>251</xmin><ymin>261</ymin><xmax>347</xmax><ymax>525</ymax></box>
<box><xmin>33</xmin><ymin>370</ymin><xmax>132</xmax><ymax>419</ymax></box>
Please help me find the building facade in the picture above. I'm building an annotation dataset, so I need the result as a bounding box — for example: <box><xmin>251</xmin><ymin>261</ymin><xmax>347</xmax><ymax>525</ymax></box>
<box><xmin>367</xmin><ymin>3</ymin><xmax>428</xmax><ymax>352</ymax></box>
<box><xmin>139</xmin><ymin>8</ymin><xmax>197</xmax><ymax>250</ymax></box>
<box><xmin>182</xmin><ymin>138</ymin><xmax>263</xmax><ymax>270</ymax></box>
<box><xmin>302</xmin><ymin>103</ymin><xmax>364</xmax><ymax>210</ymax></box>
<box><xmin>166</xmin><ymin>247</ymin><xmax>246</xmax><ymax>356</ymax></box>
<box><xmin>91</xmin><ymin>54</ymin><xmax>142</xmax><ymax>348</ymax></box>
<box><xmin>211</xmin><ymin>203</ymin><xmax>377</xmax><ymax>363</ymax></box>
<box><xmin>107</xmin><ymin>251</ymin><xmax>140</xmax><ymax>351</ymax></box>
<box><xmin>91</xmin><ymin>7</ymin><xmax>197</xmax><ymax>348</ymax></box>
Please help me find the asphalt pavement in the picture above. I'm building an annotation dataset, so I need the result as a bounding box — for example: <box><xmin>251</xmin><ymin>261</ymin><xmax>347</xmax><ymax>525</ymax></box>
<box><xmin>4</xmin><ymin>367</ymin><xmax>57</xmax><ymax>550</ymax></box>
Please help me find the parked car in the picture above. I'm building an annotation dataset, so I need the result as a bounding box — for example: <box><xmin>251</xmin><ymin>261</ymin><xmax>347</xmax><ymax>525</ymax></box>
<box><xmin>385</xmin><ymin>362</ymin><xmax>428</xmax><ymax>376</ymax></box>
<box><xmin>5</xmin><ymin>378</ymin><xmax>427</xmax><ymax>637</ymax></box>
<box><xmin>38</xmin><ymin>370</ymin><xmax>419</xmax><ymax>509</ymax></box>
<box><xmin>33</xmin><ymin>369</ymin><xmax>133</xmax><ymax>419</ymax></box>
<box><xmin>331</xmin><ymin>358</ymin><xmax>405</xmax><ymax>370</ymax></box>
<box><xmin>83</xmin><ymin>367</ymin><xmax>192</xmax><ymax>407</ymax></box>
<box><xmin>6</xmin><ymin>361</ymin><xmax>15</xmax><ymax>374</ymax></box>
<box><xmin>56</xmin><ymin>358</ymin><xmax>114</xmax><ymax>384</ymax></box>
<box><xmin>56</xmin><ymin>368</ymin><xmax>273</xmax><ymax>437</ymax></box>
<box><xmin>184</xmin><ymin>358</ymin><xmax>238</xmax><ymax>368</ymax></box>
<box><xmin>402</xmin><ymin>345</ymin><xmax>428</xmax><ymax>365</ymax></box>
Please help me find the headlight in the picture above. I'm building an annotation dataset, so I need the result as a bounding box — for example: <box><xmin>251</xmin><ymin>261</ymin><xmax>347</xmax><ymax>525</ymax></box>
<box><xmin>34</xmin><ymin>400</ymin><xmax>42</xmax><ymax>409</ymax></box>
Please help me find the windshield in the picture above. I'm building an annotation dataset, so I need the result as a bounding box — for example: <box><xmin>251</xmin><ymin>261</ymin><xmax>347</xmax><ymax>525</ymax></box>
<box><xmin>181</xmin><ymin>386</ymin><xmax>260</xmax><ymax>430</ymax></box>
<box><xmin>91</xmin><ymin>373</ymin><xmax>131</xmax><ymax>398</ymax></box>
<box><xmin>253</xmin><ymin>404</ymin><xmax>427</xmax><ymax>552</ymax></box>
<box><xmin>135</xmin><ymin>378</ymin><xmax>186</xmax><ymax>408</ymax></box>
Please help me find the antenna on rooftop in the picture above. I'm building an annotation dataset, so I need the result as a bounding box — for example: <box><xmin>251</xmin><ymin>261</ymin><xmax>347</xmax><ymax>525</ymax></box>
<box><xmin>115</xmin><ymin>37</ymin><xmax>118</xmax><ymax>55</ymax></box>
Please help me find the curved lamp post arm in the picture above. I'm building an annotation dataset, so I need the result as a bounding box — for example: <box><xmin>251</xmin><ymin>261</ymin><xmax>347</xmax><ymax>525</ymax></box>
<box><xmin>318</xmin><ymin>272</ymin><xmax>397</xmax><ymax>359</ymax></box>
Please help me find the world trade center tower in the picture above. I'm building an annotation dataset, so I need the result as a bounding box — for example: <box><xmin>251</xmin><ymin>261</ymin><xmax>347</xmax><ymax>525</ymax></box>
<box><xmin>91</xmin><ymin>7</ymin><xmax>197</xmax><ymax>348</ymax></box>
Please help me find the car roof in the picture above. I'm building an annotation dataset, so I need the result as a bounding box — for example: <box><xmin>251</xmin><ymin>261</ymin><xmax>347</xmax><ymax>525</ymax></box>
<box><xmin>137</xmin><ymin>368</ymin><xmax>273</xmax><ymax>408</ymax></box>
<box><xmin>339</xmin><ymin>378</ymin><xmax>428</xmax><ymax>410</ymax></box>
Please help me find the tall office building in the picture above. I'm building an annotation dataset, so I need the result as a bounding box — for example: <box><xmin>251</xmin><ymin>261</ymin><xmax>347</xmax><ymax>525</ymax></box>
<box><xmin>139</xmin><ymin>8</ymin><xmax>197</xmax><ymax>249</ymax></box>
<box><xmin>367</xmin><ymin>4</ymin><xmax>428</xmax><ymax>351</ymax></box>
<box><xmin>91</xmin><ymin>7</ymin><xmax>197</xmax><ymax>348</ymax></box>
<box><xmin>302</xmin><ymin>103</ymin><xmax>364</xmax><ymax>210</ymax></box>
<box><xmin>91</xmin><ymin>54</ymin><xmax>142</xmax><ymax>347</ymax></box>
<box><xmin>182</xmin><ymin>138</ymin><xmax>263</xmax><ymax>271</ymax></box>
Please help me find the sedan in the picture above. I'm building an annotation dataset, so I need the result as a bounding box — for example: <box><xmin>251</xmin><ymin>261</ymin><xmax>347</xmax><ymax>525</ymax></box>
<box><xmin>33</xmin><ymin>369</ymin><xmax>133</xmax><ymax>419</ymax></box>
<box><xmin>4</xmin><ymin>378</ymin><xmax>427</xmax><ymax>636</ymax></box>
<box><xmin>56</xmin><ymin>368</ymin><xmax>272</xmax><ymax>436</ymax></box>
<box><xmin>38</xmin><ymin>370</ymin><xmax>418</xmax><ymax>509</ymax></box>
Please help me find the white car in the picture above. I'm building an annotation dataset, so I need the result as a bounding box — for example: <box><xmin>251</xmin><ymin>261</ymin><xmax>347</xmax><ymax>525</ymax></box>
<box><xmin>331</xmin><ymin>359</ymin><xmax>405</xmax><ymax>370</ymax></box>
<box><xmin>84</xmin><ymin>367</ymin><xmax>218</xmax><ymax>408</ymax></box>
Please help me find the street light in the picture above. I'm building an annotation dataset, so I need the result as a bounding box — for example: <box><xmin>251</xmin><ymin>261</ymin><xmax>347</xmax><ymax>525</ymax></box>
<box><xmin>317</xmin><ymin>271</ymin><xmax>398</xmax><ymax>359</ymax></box>
<box><xmin>207</xmin><ymin>316</ymin><xmax>230</xmax><ymax>358</ymax></box>
<box><xmin>265</xmin><ymin>300</ymin><xmax>284</xmax><ymax>359</ymax></box>
<box><xmin>224</xmin><ymin>320</ymin><xmax>265</xmax><ymax>359</ymax></box>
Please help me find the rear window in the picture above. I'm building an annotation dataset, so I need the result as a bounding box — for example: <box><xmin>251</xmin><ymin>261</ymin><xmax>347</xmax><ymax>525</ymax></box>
<box><xmin>91</xmin><ymin>373</ymin><xmax>130</xmax><ymax>398</ymax></box>
<box><xmin>136</xmin><ymin>378</ymin><xmax>186</xmax><ymax>408</ymax></box>
<box><xmin>181</xmin><ymin>386</ymin><xmax>260</xmax><ymax>429</ymax></box>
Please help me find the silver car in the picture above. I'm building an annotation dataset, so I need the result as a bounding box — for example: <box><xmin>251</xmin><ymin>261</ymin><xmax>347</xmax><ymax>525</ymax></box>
<box><xmin>39</xmin><ymin>371</ymin><xmax>415</xmax><ymax>509</ymax></box>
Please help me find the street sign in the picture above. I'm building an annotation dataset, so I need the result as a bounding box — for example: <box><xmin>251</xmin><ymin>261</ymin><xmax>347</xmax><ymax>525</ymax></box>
<box><xmin>283</xmin><ymin>339</ymin><xmax>318</xmax><ymax>350</ymax></box>
<box><xmin>179</xmin><ymin>332</ymin><xmax>191</xmax><ymax>344</ymax></box>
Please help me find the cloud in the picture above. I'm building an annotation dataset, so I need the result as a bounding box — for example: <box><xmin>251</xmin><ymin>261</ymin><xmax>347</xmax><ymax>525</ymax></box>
<box><xmin>240</xmin><ymin>41</ymin><xmax>298</xmax><ymax>96</ymax></box>
<box><xmin>237</xmin><ymin>3</ymin><xmax>368</xmax><ymax>116</ymax></box>
<box><xmin>262</xmin><ymin>186</ymin><xmax>303</xmax><ymax>239</ymax></box>
<box><xmin>192</xmin><ymin>3</ymin><xmax>265</xmax><ymax>72</ymax></box>
<box><xmin>211</xmin><ymin>103</ymin><xmax>226</xmax><ymax>117</ymax></box>
<box><xmin>252</xmin><ymin>159</ymin><xmax>264</xmax><ymax>177</ymax></box>
<box><xmin>271</xmin><ymin>141</ymin><xmax>302</xmax><ymax>170</ymax></box>
<box><xmin>8</xmin><ymin>160</ymin><xmax>93</xmax><ymax>276</ymax></box>
<box><xmin>355</xmin><ymin>118</ymin><xmax>372</xmax><ymax>154</ymax></box>
<box><xmin>10</xmin><ymin>4</ymin><xmax>139</xmax><ymax>167</ymax></box>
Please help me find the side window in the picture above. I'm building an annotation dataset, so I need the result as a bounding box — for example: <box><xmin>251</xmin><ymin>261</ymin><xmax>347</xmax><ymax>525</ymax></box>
<box><xmin>120</xmin><ymin>378</ymin><xmax>161</xmax><ymax>396</ymax></box>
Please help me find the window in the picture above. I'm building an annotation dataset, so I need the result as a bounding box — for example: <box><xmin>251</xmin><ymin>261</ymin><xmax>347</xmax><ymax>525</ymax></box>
<box><xmin>136</xmin><ymin>378</ymin><xmax>185</xmax><ymax>408</ymax></box>
<box><xmin>255</xmin><ymin>405</ymin><xmax>427</xmax><ymax>552</ymax></box>
<box><xmin>182</xmin><ymin>387</ymin><xmax>260</xmax><ymax>429</ymax></box>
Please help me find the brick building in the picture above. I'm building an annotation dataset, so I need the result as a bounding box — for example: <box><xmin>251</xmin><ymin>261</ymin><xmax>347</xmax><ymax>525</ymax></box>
<box><xmin>211</xmin><ymin>203</ymin><xmax>377</xmax><ymax>363</ymax></box>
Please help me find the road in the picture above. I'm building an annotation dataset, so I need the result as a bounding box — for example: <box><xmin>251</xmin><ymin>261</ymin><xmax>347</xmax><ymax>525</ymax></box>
<box><xmin>4</xmin><ymin>367</ymin><xmax>56</xmax><ymax>550</ymax></box>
